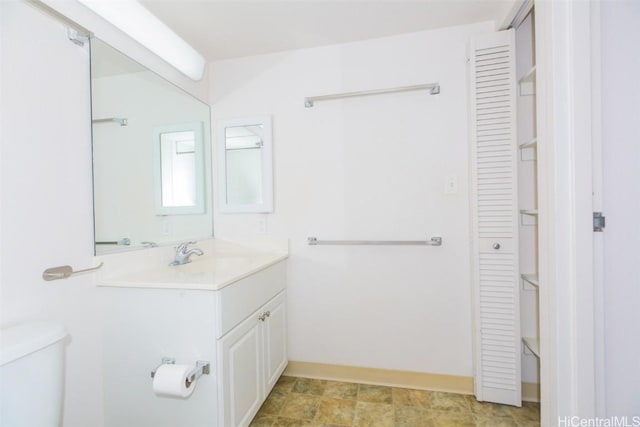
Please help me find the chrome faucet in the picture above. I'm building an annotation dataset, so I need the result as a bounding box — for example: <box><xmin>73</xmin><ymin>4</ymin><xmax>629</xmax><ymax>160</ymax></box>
<box><xmin>170</xmin><ymin>241</ymin><xmax>204</xmax><ymax>266</ymax></box>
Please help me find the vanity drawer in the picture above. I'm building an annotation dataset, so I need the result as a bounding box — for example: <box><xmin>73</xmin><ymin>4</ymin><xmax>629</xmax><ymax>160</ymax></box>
<box><xmin>215</xmin><ymin>261</ymin><xmax>286</xmax><ymax>339</ymax></box>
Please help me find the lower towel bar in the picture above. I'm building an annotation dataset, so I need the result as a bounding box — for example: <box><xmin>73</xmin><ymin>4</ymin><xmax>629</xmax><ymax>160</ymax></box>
<box><xmin>307</xmin><ymin>236</ymin><xmax>442</xmax><ymax>246</ymax></box>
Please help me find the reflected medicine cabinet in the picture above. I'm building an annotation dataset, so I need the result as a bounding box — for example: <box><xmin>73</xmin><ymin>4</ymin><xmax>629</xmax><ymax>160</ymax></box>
<box><xmin>217</xmin><ymin>116</ymin><xmax>273</xmax><ymax>213</ymax></box>
<box><xmin>153</xmin><ymin>122</ymin><xmax>205</xmax><ymax>215</ymax></box>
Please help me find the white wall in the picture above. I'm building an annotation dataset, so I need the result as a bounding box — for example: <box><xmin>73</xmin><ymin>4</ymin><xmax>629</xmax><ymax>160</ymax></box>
<box><xmin>210</xmin><ymin>22</ymin><xmax>494</xmax><ymax>377</ymax></box>
<box><xmin>601</xmin><ymin>0</ymin><xmax>640</xmax><ymax>416</ymax></box>
<box><xmin>0</xmin><ymin>1</ymin><xmax>103</xmax><ymax>425</ymax></box>
<box><xmin>1</xmin><ymin>1</ymin><xmax>210</xmax><ymax>426</ymax></box>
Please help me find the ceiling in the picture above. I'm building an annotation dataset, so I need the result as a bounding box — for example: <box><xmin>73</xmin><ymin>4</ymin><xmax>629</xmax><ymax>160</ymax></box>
<box><xmin>140</xmin><ymin>0</ymin><xmax>518</xmax><ymax>62</ymax></box>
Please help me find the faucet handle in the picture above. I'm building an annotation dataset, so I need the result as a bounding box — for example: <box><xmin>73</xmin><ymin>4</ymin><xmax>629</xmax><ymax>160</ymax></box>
<box><xmin>176</xmin><ymin>241</ymin><xmax>197</xmax><ymax>252</ymax></box>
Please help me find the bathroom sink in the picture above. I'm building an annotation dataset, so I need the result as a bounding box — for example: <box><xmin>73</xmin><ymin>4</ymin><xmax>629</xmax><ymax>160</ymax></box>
<box><xmin>173</xmin><ymin>256</ymin><xmax>251</xmax><ymax>274</ymax></box>
<box><xmin>96</xmin><ymin>239</ymin><xmax>288</xmax><ymax>291</ymax></box>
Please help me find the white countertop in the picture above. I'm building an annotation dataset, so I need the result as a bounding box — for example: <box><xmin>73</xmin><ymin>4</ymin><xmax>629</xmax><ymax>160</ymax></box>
<box><xmin>95</xmin><ymin>238</ymin><xmax>288</xmax><ymax>291</ymax></box>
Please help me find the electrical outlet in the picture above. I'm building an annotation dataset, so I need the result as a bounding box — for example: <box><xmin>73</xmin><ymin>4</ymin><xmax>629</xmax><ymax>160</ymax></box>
<box><xmin>162</xmin><ymin>219</ymin><xmax>171</xmax><ymax>235</ymax></box>
<box><xmin>257</xmin><ymin>217</ymin><xmax>267</xmax><ymax>234</ymax></box>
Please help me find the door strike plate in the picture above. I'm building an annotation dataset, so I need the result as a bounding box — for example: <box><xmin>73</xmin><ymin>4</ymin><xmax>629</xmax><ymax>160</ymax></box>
<box><xmin>593</xmin><ymin>212</ymin><xmax>605</xmax><ymax>232</ymax></box>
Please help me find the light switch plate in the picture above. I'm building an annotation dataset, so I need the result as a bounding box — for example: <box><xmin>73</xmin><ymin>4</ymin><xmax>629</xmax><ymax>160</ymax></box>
<box><xmin>444</xmin><ymin>175</ymin><xmax>458</xmax><ymax>194</ymax></box>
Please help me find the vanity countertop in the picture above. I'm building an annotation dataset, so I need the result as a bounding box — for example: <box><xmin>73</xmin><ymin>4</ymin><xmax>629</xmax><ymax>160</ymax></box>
<box><xmin>95</xmin><ymin>238</ymin><xmax>288</xmax><ymax>291</ymax></box>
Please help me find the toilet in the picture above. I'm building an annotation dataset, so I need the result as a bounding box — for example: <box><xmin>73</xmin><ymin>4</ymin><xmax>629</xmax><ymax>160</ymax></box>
<box><xmin>0</xmin><ymin>321</ymin><xmax>68</xmax><ymax>427</ymax></box>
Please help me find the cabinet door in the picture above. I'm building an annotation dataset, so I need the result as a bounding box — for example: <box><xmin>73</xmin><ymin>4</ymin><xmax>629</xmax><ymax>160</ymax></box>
<box><xmin>469</xmin><ymin>29</ymin><xmax>522</xmax><ymax>406</ymax></box>
<box><xmin>262</xmin><ymin>291</ymin><xmax>288</xmax><ymax>394</ymax></box>
<box><xmin>219</xmin><ymin>315</ymin><xmax>262</xmax><ymax>427</ymax></box>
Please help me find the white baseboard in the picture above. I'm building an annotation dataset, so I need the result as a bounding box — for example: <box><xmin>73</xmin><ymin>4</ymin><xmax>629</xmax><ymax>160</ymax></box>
<box><xmin>284</xmin><ymin>360</ymin><xmax>540</xmax><ymax>403</ymax></box>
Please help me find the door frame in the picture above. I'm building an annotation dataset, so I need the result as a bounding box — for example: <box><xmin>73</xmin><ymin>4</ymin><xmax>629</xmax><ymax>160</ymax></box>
<box><xmin>534</xmin><ymin>0</ymin><xmax>601</xmax><ymax>423</ymax></box>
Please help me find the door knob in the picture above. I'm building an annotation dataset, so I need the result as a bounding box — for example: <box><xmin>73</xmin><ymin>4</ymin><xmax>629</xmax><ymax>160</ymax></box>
<box><xmin>493</xmin><ymin>243</ymin><xmax>501</xmax><ymax>250</ymax></box>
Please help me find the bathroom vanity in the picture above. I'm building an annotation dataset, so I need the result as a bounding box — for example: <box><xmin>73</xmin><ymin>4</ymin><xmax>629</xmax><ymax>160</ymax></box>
<box><xmin>96</xmin><ymin>239</ymin><xmax>287</xmax><ymax>427</ymax></box>
<box><xmin>88</xmin><ymin>35</ymin><xmax>286</xmax><ymax>427</ymax></box>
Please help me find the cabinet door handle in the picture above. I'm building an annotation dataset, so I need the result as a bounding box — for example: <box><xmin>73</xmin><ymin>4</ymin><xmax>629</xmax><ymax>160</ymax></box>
<box><xmin>493</xmin><ymin>243</ymin><xmax>501</xmax><ymax>250</ymax></box>
<box><xmin>258</xmin><ymin>311</ymin><xmax>272</xmax><ymax>322</ymax></box>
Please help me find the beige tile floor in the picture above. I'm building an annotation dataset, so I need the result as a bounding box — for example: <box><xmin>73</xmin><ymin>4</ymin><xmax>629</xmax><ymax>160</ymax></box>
<box><xmin>250</xmin><ymin>376</ymin><xmax>540</xmax><ymax>427</ymax></box>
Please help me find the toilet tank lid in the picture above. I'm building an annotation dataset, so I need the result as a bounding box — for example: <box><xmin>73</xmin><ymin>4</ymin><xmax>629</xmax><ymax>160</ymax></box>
<box><xmin>0</xmin><ymin>322</ymin><xmax>67</xmax><ymax>366</ymax></box>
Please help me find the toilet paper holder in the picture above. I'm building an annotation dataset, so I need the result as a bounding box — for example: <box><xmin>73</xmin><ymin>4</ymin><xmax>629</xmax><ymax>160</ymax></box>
<box><xmin>150</xmin><ymin>357</ymin><xmax>210</xmax><ymax>386</ymax></box>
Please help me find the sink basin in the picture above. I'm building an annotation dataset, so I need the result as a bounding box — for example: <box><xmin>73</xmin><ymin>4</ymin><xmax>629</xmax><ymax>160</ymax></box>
<box><xmin>174</xmin><ymin>256</ymin><xmax>251</xmax><ymax>274</ymax></box>
<box><xmin>97</xmin><ymin>239</ymin><xmax>288</xmax><ymax>291</ymax></box>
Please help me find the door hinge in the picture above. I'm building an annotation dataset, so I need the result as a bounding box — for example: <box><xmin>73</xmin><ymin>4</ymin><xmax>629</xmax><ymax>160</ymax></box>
<box><xmin>593</xmin><ymin>212</ymin><xmax>605</xmax><ymax>232</ymax></box>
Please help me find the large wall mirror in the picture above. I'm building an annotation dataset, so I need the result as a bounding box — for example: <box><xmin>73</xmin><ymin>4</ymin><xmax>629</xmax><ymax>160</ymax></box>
<box><xmin>217</xmin><ymin>116</ymin><xmax>273</xmax><ymax>213</ymax></box>
<box><xmin>90</xmin><ymin>38</ymin><xmax>213</xmax><ymax>254</ymax></box>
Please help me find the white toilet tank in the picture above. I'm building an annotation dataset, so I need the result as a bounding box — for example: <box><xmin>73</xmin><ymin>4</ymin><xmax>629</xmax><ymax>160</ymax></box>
<box><xmin>0</xmin><ymin>322</ymin><xmax>67</xmax><ymax>427</ymax></box>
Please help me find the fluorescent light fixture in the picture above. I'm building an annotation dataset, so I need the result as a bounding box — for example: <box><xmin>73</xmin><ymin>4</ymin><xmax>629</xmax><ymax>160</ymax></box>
<box><xmin>78</xmin><ymin>0</ymin><xmax>205</xmax><ymax>80</ymax></box>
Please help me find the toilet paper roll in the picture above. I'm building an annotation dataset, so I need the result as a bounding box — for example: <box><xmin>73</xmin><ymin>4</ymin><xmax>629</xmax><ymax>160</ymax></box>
<box><xmin>152</xmin><ymin>364</ymin><xmax>196</xmax><ymax>398</ymax></box>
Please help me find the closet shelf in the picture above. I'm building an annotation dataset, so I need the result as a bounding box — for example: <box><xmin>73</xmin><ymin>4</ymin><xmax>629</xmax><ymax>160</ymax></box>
<box><xmin>519</xmin><ymin>65</ymin><xmax>536</xmax><ymax>96</ymax></box>
<box><xmin>521</xmin><ymin>273</ymin><xmax>539</xmax><ymax>288</ymax></box>
<box><xmin>519</xmin><ymin>137</ymin><xmax>537</xmax><ymax>161</ymax></box>
<box><xmin>520</xmin><ymin>209</ymin><xmax>538</xmax><ymax>226</ymax></box>
<box><xmin>523</xmin><ymin>337</ymin><xmax>540</xmax><ymax>358</ymax></box>
<box><xmin>519</xmin><ymin>137</ymin><xmax>537</xmax><ymax>150</ymax></box>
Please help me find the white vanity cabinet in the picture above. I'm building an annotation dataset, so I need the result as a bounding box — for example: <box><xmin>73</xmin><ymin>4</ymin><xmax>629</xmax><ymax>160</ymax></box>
<box><xmin>218</xmin><ymin>291</ymin><xmax>287</xmax><ymax>427</ymax></box>
<box><xmin>216</xmin><ymin>262</ymin><xmax>287</xmax><ymax>427</ymax></box>
<box><xmin>99</xmin><ymin>245</ymin><xmax>288</xmax><ymax>427</ymax></box>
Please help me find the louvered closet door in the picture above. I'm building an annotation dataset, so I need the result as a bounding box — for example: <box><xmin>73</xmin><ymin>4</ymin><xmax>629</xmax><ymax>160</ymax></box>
<box><xmin>469</xmin><ymin>29</ymin><xmax>521</xmax><ymax>406</ymax></box>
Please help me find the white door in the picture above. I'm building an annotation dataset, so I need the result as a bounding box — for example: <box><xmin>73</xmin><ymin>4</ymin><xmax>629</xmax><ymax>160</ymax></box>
<box><xmin>469</xmin><ymin>29</ymin><xmax>521</xmax><ymax>406</ymax></box>
<box><xmin>262</xmin><ymin>291</ymin><xmax>288</xmax><ymax>394</ymax></box>
<box><xmin>600</xmin><ymin>0</ymin><xmax>640</xmax><ymax>415</ymax></box>
<box><xmin>219</xmin><ymin>315</ymin><xmax>262</xmax><ymax>427</ymax></box>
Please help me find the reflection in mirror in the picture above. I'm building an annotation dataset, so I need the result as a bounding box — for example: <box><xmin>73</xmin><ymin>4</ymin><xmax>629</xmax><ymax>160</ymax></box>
<box><xmin>225</xmin><ymin>124</ymin><xmax>264</xmax><ymax>205</ymax></box>
<box><xmin>161</xmin><ymin>131</ymin><xmax>195</xmax><ymax>207</ymax></box>
<box><xmin>217</xmin><ymin>117</ymin><xmax>273</xmax><ymax>213</ymax></box>
<box><xmin>90</xmin><ymin>38</ymin><xmax>212</xmax><ymax>254</ymax></box>
<box><xmin>153</xmin><ymin>122</ymin><xmax>205</xmax><ymax>214</ymax></box>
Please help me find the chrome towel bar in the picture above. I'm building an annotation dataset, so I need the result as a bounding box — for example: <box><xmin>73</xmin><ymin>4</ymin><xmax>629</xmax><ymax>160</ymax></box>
<box><xmin>92</xmin><ymin>117</ymin><xmax>128</xmax><ymax>126</ymax></box>
<box><xmin>304</xmin><ymin>82</ymin><xmax>440</xmax><ymax>108</ymax></box>
<box><xmin>307</xmin><ymin>236</ymin><xmax>442</xmax><ymax>246</ymax></box>
<box><xmin>96</xmin><ymin>238</ymin><xmax>131</xmax><ymax>246</ymax></box>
